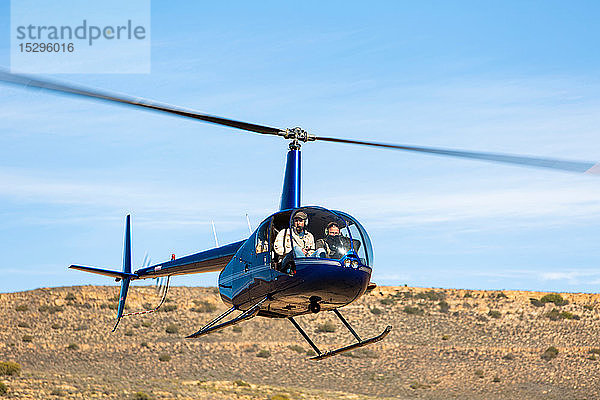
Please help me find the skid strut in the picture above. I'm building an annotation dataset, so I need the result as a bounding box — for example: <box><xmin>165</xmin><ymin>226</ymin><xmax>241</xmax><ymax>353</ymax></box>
<box><xmin>288</xmin><ymin>309</ymin><xmax>392</xmax><ymax>361</ymax></box>
<box><xmin>186</xmin><ymin>296</ymin><xmax>267</xmax><ymax>338</ymax></box>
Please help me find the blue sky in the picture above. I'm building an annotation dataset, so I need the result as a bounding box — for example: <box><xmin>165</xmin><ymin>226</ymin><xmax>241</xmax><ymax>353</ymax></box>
<box><xmin>1</xmin><ymin>1</ymin><xmax>600</xmax><ymax>293</ymax></box>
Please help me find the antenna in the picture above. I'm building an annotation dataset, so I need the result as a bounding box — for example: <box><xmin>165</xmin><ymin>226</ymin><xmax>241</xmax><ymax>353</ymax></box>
<box><xmin>211</xmin><ymin>220</ymin><xmax>219</xmax><ymax>247</ymax></box>
<box><xmin>245</xmin><ymin>214</ymin><xmax>253</xmax><ymax>234</ymax></box>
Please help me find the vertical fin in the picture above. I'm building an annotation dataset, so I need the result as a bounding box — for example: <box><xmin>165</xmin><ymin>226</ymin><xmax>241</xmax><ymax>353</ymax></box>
<box><xmin>113</xmin><ymin>214</ymin><xmax>132</xmax><ymax>332</ymax></box>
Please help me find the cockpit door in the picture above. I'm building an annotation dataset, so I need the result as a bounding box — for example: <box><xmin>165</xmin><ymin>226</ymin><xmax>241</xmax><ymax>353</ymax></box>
<box><xmin>253</xmin><ymin>219</ymin><xmax>271</xmax><ymax>268</ymax></box>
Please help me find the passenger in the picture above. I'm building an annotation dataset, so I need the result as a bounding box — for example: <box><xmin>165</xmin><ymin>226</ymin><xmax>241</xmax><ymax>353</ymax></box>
<box><xmin>274</xmin><ymin>211</ymin><xmax>315</xmax><ymax>258</ymax></box>
<box><xmin>314</xmin><ymin>221</ymin><xmax>353</xmax><ymax>258</ymax></box>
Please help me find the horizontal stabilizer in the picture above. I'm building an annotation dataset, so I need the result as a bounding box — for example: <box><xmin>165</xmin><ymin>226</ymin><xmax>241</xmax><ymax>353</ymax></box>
<box><xmin>69</xmin><ymin>265</ymin><xmax>138</xmax><ymax>280</ymax></box>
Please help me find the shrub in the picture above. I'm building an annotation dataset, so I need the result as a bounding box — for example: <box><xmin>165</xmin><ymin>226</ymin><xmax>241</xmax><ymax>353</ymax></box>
<box><xmin>496</xmin><ymin>292</ymin><xmax>508</xmax><ymax>299</ymax></box>
<box><xmin>541</xmin><ymin>346</ymin><xmax>559</xmax><ymax>361</ymax></box>
<box><xmin>158</xmin><ymin>354</ymin><xmax>171</xmax><ymax>362</ymax></box>
<box><xmin>559</xmin><ymin>311</ymin><xmax>580</xmax><ymax>320</ymax></box>
<box><xmin>503</xmin><ymin>353</ymin><xmax>515</xmax><ymax>360</ymax></box>
<box><xmin>50</xmin><ymin>388</ymin><xmax>66</xmax><ymax>396</ymax></box>
<box><xmin>463</xmin><ymin>291</ymin><xmax>473</xmax><ymax>298</ymax></box>
<box><xmin>476</xmin><ymin>314</ymin><xmax>488</xmax><ymax>322</ymax></box>
<box><xmin>67</xmin><ymin>343</ymin><xmax>79</xmax><ymax>350</ymax></box>
<box><xmin>269</xmin><ymin>395</ymin><xmax>290</xmax><ymax>400</ymax></box>
<box><xmin>590</xmin><ymin>348</ymin><xmax>600</xmax><ymax>355</ymax></box>
<box><xmin>161</xmin><ymin>304</ymin><xmax>177</xmax><ymax>312</ymax></box>
<box><xmin>232</xmin><ymin>326</ymin><xmax>242</xmax><ymax>333</ymax></box>
<box><xmin>256</xmin><ymin>349</ymin><xmax>271</xmax><ymax>358</ymax></box>
<box><xmin>0</xmin><ymin>362</ymin><xmax>21</xmax><ymax>376</ymax></box>
<box><xmin>529</xmin><ymin>298</ymin><xmax>544</xmax><ymax>307</ymax></box>
<box><xmin>65</xmin><ymin>293</ymin><xmax>76</xmax><ymax>301</ymax></box>
<box><xmin>488</xmin><ymin>310</ymin><xmax>502</xmax><ymax>319</ymax></box>
<box><xmin>583</xmin><ymin>305</ymin><xmax>595</xmax><ymax>311</ymax></box>
<box><xmin>141</xmin><ymin>321</ymin><xmax>151</xmax><ymax>328</ymax></box>
<box><xmin>409</xmin><ymin>382</ymin><xmax>430</xmax><ymax>389</ymax></box>
<box><xmin>288</xmin><ymin>344</ymin><xmax>305</xmax><ymax>354</ymax></box>
<box><xmin>22</xmin><ymin>335</ymin><xmax>33</xmax><ymax>343</ymax></box>
<box><xmin>74</xmin><ymin>324</ymin><xmax>88</xmax><ymax>331</ymax></box>
<box><xmin>315</xmin><ymin>322</ymin><xmax>336</xmax><ymax>333</ymax></box>
<box><xmin>233</xmin><ymin>379</ymin><xmax>250</xmax><ymax>387</ymax></box>
<box><xmin>191</xmin><ymin>300</ymin><xmax>217</xmax><ymax>313</ymax></box>
<box><xmin>17</xmin><ymin>322</ymin><xmax>30</xmax><ymax>328</ymax></box>
<box><xmin>540</xmin><ymin>293</ymin><xmax>568</xmax><ymax>306</ymax></box>
<box><xmin>165</xmin><ymin>324</ymin><xmax>179</xmax><ymax>334</ymax></box>
<box><xmin>438</xmin><ymin>301</ymin><xmax>450</xmax><ymax>313</ymax></box>
<box><xmin>441</xmin><ymin>335</ymin><xmax>449</xmax><ymax>341</ymax></box>
<box><xmin>403</xmin><ymin>306</ymin><xmax>424</xmax><ymax>316</ymax></box>
<box><xmin>51</xmin><ymin>324</ymin><xmax>61</xmax><ymax>330</ymax></box>
<box><xmin>0</xmin><ymin>381</ymin><xmax>7</xmax><ymax>395</ymax></box>
<box><xmin>244</xmin><ymin>344</ymin><xmax>258</xmax><ymax>353</ymax></box>
<box><xmin>124</xmin><ymin>330</ymin><xmax>134</xmax><ymax>337</ymax></box>
<box><xmin>38</xmin><ymin>305</ymin><xmax>64</xmax><ymax>314</ymax></box>
<box><xmin>379</xmin><ymin>297</ymin><xmax>395</xmax><ymax>306</ymax></box>
<box><xmin>493</xmin><ymin>376</ymin><xmax>501</xmax><ymax>383</ymax></box>
<box><xmin>15</xmin><ymin>305</ymin><xmax>28</xmax><ymax>312</ymax></box>
<box><xmin>140</xmin><ymin>342</ymin><xmax>150</xmax><ymax>349</ymax></box>
<box><xmin>370</xmin><ymin>306</ymin><xmax>383</xmax><ymax>315</ymax></box>
<box><xmin>306</xmin><ymin>349</ymin><xmax>316</xmax><ymax>357</ymax></box>
<box><xmin>545</xmin><ymin>309</ymin><xmax>580</xmax><ymax>321</ymax></box>
<box><xmin>132</xmin><ymin>391</ymin><xmax>152</xmax><ymax>400</ymax></box>
<box><xmin>474</xmin><ymin>369</ymin><xmax>484</xmax><ymax>379</ymax></box>
<box><xmin>415</xmin><ymin>290</ymin><xmax>446</xmax><ymax>301</ymax></box>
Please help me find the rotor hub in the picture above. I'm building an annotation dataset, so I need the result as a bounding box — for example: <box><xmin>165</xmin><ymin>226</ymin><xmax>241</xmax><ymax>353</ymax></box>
<box><xmin>281</xmin><ymin>127</ymin><xmax>315</xmax><ymax>150</ymax></box>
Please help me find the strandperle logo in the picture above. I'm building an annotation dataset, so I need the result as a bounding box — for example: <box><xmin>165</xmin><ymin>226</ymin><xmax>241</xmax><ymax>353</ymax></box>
<box><xmin>15</xmin><ymin>20</ymin><xmax>147</xmax><ymax>46</ymax></box>
<box><xmin>11</xmin><ymin>0</ymin><xmax>151</xmax><ymax>73</ymax></box>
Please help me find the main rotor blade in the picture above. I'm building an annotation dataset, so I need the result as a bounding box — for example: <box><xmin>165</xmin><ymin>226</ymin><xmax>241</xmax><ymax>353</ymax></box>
<box><xmin>316</xmin><ymin>136</ymin><xmax>600</xmax><ymax>175</ymax></box>
<box><xmin>0</xmin><ymin>70</ymin><xmax>283</xmax><ymax>136</ymax></box>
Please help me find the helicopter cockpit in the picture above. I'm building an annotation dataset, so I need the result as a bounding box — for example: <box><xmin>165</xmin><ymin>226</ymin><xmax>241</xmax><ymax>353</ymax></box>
<box><xmin>262</xmin><ymin>207</ymin><xmax>373</xmax><ymax>271</ymax></box>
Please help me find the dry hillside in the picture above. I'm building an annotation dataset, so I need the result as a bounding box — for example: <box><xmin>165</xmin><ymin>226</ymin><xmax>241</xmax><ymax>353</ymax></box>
<box><xmin>1</xmin><ymin>285</ymin><xmax>600</xmax><ymax>399</ymax></box>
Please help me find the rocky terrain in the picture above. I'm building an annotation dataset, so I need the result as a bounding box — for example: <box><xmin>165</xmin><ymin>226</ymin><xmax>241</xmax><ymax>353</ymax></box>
<box><xmin>1</xmin><ymin>285</ymin><xmax>600</xmax><ymax>399</ymax></box>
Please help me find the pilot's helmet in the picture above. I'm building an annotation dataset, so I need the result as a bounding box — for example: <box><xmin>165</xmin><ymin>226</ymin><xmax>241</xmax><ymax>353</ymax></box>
<box><xmin>293</xmin><ymin>211</ymin><xmax>308</xmax><ymax>225</ymax></box>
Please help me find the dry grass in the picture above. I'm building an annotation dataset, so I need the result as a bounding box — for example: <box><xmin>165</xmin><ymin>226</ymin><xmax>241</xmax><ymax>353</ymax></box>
<box><xmin>1</xmin><ymin>285</ymin><xmax>600</xmax><ymax>399</ymax></box>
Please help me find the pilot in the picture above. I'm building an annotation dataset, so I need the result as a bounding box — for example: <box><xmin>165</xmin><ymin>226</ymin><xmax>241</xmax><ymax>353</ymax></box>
<box><xmin>274</xmin><ymin>211</ymin><xmax>315</xmax><ymax>258</ymax></box>
<box><xmin>314</xmin><ymin>221</ymin><xmax>352</xmax><ymax>258</ymax></box>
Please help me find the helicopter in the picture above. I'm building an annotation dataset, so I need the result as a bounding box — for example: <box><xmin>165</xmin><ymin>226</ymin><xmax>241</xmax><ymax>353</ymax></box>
<box><xmin>1</xmin><ymin>70</ymin><xmax>599</xmax><ymax>360</ymax></box>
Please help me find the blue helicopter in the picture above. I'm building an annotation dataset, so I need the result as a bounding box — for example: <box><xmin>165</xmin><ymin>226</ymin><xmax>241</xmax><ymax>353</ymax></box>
<box><xmin>2</xmin><ymin>70</ymin><xmax>599</xmax><ymax>360</ymax></box>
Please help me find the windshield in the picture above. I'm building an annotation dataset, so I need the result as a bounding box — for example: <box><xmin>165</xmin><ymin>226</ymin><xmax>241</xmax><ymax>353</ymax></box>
<box><xmin>335</xmin><ymin>211</ymin><xmax>373</xmax><ymax>267</ymax></box>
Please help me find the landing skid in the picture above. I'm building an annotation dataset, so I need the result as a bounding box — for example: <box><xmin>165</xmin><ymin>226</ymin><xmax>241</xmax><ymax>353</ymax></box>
<box><xmin>289</xmin><ymin>308</ymin><xmax>392</xmax><ymax>361</ymax></box>
<box><xmin>186</xmin><ymin>297</ymin><xmax>267</xmax><ymax>338</ymax></box>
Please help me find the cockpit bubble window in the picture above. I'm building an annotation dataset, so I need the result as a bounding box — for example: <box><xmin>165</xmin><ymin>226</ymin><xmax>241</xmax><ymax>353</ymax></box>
<box><xmin>255</xmin><ymin>219</ymin><xmax>270</xmax><ymax>254</ymax></box>
<box><xmin>268</xmin><ymin>207</ymin><xmax>373</xmax><ymax>267</ymax></box>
